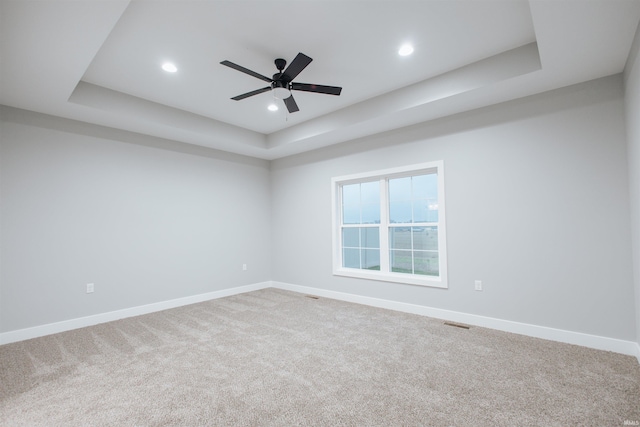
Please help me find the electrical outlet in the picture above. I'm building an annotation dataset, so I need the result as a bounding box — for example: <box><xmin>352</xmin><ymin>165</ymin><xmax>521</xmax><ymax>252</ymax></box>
<box><xmin>86</xmin><ymin>283</ymin><xmax>94</xmax><ymax>294</ymax></box>
<box><xmin>242</xmin><ymin>264</ymin><xmax>247</xmax><ymax>271</ymax></box>
<box><xmin>474</xmin><ymin>280</ymin><xmax>482</xmax><ymax>291</ymax></box>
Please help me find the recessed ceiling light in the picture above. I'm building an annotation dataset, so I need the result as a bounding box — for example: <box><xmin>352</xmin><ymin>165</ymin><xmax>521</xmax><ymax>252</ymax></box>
<box><xmin>398</xmin><ymin>44</ymin><xmax>414</xmax><ymax>56</ymax></box>
<box><xmin>162</xmin><ymin>62</ymin><xmax>177</xmax><ymax>73</ymax></box>
<box><xmin>267</xmin><ymin>103</ymin><xmax>279</xmax><ymax>112</ymax></box>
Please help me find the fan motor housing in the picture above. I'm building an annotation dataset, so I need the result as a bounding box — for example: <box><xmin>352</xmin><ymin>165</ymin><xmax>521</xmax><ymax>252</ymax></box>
<box><xmin>272</xmin><ymin>80</ymin><xmax>289</xmax><ymax>90</ymax></box>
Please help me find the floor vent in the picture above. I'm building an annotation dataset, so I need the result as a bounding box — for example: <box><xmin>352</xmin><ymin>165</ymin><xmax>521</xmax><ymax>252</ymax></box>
<box><xmin>444</xmin><ymin>322</ymin><xmax>470</xmax><ymax>329</ymax></box>
<box><xmin>305</xmin><ymin>295</ymin><xmax>320</xmax><ymax>299</ymax></box>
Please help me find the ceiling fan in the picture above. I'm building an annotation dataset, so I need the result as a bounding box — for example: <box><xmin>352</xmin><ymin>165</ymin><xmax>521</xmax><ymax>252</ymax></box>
<box><xmin>220</xmin><ymin>52</ymin><xmax>342</xmax><ymax>113</ymax></box>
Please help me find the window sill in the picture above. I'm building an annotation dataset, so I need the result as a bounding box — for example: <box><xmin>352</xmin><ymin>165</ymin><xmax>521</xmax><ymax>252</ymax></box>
<box><xmin>333</xmin><ymin>268</ymin><xmax>448</xmax><ymax>289</ymax></box>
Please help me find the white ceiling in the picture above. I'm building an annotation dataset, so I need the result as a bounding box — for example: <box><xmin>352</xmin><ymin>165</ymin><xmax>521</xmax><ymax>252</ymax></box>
<box><xmin>1</xmin><ymin>0</ymin><xmax>639</xmax><ymax>160</ymax></box>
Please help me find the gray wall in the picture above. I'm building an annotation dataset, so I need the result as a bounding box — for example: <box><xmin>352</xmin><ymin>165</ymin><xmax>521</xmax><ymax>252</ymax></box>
<box><xmin>1</xmin><ymin>73</ymin><xmax>637</xmax><ymax>343</ymax></box>
<box><xmin>271</xmin><ymin>75</ymin><xmax>636</xmax><ymax>341</ymax></box>
<box><xmin>0</xmin><ymin>109</ymin><xmax>271</xmax><ymax>332</ymax></box>
<box><xmin>625</xmin><ymin>22</ymin><xmax>640</xmax><ymax>347</ymax></box>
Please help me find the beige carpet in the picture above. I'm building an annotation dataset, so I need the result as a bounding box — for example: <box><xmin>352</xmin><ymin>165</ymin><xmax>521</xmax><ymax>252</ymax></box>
<box><xmin>1</xmin><ymin>288</ymin><xmax>639</xmax><ymax>426</ymax></box>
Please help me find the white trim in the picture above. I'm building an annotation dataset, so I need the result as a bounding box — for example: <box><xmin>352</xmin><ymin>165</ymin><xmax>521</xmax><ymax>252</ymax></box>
<box><xmin>331</xmin><ymin>162</ymin><xmax>440</xmax><ymax>184</ymax></box>
<box><xmin>271</xmin><ymin>281</ymin><xmax>640</xmax><ymax>362</ymax></box>
<box><xmin>0</xmin><ymin>282</ymin><xmax>272</xmax><ymax>345</ymax></box>
<box><xmin>332</xmin><ymin>268</ymin><xmax>447</xmax><ymax>288</ymax></box>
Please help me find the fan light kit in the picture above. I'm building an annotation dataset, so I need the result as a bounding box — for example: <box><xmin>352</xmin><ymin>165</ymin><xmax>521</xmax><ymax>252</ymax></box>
<box><xmin>272</xmin><ymin>85</ymin><xmax>290</xmax><ymax>100</ymax></box>
<box><xmin>220</xmin><ymin>52</ymin><xmax>342</xmax><ymax>113</ymax></box>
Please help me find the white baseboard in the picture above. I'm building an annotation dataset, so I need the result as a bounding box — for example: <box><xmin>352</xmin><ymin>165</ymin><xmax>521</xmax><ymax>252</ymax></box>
<box><xmin>271</xmin><ymin>281</ymin><xmax>640</xmax><ymax>363</ymax></box>
<box><xmin>0</xmin><ymin>281</ymin><xmax>272</xmax><ymax>345</ymax></box>
<box><xmin>3</xmin><ymin>280</ymin><xmax>639</xmax><ymax>365</ymax></box>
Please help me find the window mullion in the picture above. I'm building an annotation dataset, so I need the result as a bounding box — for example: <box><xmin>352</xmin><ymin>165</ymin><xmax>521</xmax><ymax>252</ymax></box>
<box><xmin>379</xmin><ymin>177</ymin><xmax>390</xmax><ymax>273</ymax></box>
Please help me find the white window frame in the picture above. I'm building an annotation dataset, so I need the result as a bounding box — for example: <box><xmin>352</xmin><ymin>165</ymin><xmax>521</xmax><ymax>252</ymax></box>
<box><xmin>331</xmin><ymin>161</ymin><xmax>448</xmax><ymax>288</ymax></box>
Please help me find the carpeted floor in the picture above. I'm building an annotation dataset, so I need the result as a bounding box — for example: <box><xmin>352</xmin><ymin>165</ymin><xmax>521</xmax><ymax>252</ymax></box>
<box><xmin>1</xmin><ymin>288</ymin><xmax>639</xmax><ymax>426</ymax></box>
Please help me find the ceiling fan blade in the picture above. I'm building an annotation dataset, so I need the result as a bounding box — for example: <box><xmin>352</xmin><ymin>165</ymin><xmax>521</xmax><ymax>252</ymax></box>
<box><xmin>220</xmin><ymin>60</ymin><xmax>272</xmax><ymax>83</ymax></box>
<box><xmin>291</xmin><ymin>83</ymin><xmax>342</xmax><ymax>96</ymax></box>
<box><xmin>231</xmin><ymin>86</ymin><xmax>272</xmax><ymax>101</ymax></box>
<box><xmin>282</xmin><ymin>53</ymin><xmax>312</xmax><ymax>81</ymax></box>
<box><xmin>283</xmin><ymin>95</ymin><xmax>299</xmax><ymax>113</ymax></box>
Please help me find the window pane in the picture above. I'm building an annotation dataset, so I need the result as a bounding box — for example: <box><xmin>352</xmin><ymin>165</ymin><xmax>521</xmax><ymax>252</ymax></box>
<box><xmin>418</xmin><ymin>174</ymin><xmax>439</xmax><ymax>223</ymax></box>
<box><xmin>343</xmin><ymin>248</ymin><xmax>360</xmax><ymax>268</ymax></box>
<box><xmin>362</xmin><ymin>249</ymin><xmax>380</xmax><ymax>270</ymax></box>
<box><xmin>389</xmin><ymin>176</ymin><xmax>412</xmax><ymax>223</ymax></box>
<box><xmin>426</xmin><ymin>201</ymin><xmax>439</xmax><ymax>222</ymax></box>
<box><xmin>390</xmin><ymin>174</ymin><xmax>438</xmax><ymax>224</ymax></box>
<box><xmin>389</xmin><ymin>176</ymin><xmax>412</xmax><ymax>201</ymax></box>
<box><xmin>389</xmin><ymin>201</ymin><xmax>412</xmax><ymax>223</ymax></box>
<box><xmin>343</xmin><ymin>206</ymin><xmax>360</xmax><ymax>224</ymax></box>
<box><xmin>361</xmin><ymin>203</ymin><xmax>380</xmax><ymax>224</ymax></box>
<box><xmin>342</xmin><ymin>182</ymin><xmax>380</xmax><ymax>225</ymax></box>
<box><xmin>413</xmin><ymin>226</ymin><xmax>438</xmax><ymax>250</ymax></box>
<box><xmin>342</xmin><ymin>228</ymin><xmax>360</xmax><ymax>247</ymax></box>
<box><xmin>361</xmin><ymin>181</ymin><xmax>380</xmax><ymax>223</ymax></box>
<box><xmin>342</xmin><ymin>184</ymin><xmax>360</xmax><ymax>224</ymax></box>
<box><xmin>415</xmin><ymin>173</ymin><xmax>437</xmax><ymax>197</ymax></box>
<box><xmin>412</xmin><ymin>174</ymin><xmax>428</xmax><ymax>197</ymax></box>
<box><xmin>361</xmin><ymin>227</ymin><xmax>379</xmax><ymax>249</ymax></box>
<box><xmin>342</xmin><ymin>184</ymin><xmax>360</xmax><ymax>204</ymax></box>
<box><xmin>413</xmin><ymin>199</ymin><xmax>429</xmax><ymax>223</ymax></box>
<box><xmin>361</xmin><ymin>181</ymin><xmax>380</xmax><ymax>204</ymax></box>
<box><xmin>414</xmin><ymin>251</ymin><xmax>439</xmax><ymax>276</ymax></box>
<box><xmin>342</xmin><ymin>227</ymin><xmax>380</xmax><ymax>271</ymax></box>
<box><xmin>390</xmin><ymin>250</ymin><xmax>412</xmax><ymax>273</ymax></box>
<box><xmin>389</xmin><ymin>227</ymin><xmax>411</xmax><ymax>249</ymax></box>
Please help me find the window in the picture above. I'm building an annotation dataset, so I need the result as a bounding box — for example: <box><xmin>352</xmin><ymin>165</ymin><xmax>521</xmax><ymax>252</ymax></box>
<box><xmin>331</xmin><ymin>161</ymin><xmax>447</xmax><ymax>288</ymax></box>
